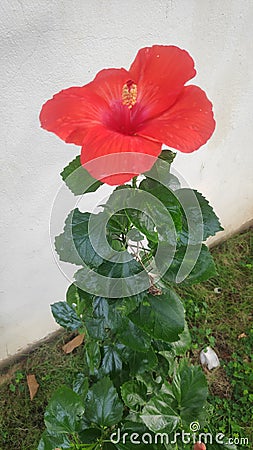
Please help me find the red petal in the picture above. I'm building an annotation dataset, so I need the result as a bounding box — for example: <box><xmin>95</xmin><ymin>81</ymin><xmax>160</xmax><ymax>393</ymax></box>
<box><xmin>80</xmin><ymin>126</ymin><xmax>162</xmax><ymax>185</ymax></box>
<box><xmin>139</xmin><ymin>85</ymin><xmax>215</xmax><ymax>152</ymax></box>
<box><xmin>89</xmin><ymin>68</ymin><xmax>130</xmax><ymax>105</ymax></box>
<box><xmin>129</xmin><ymin>45</ymin><xmax>196</xmax><ymax>119</ymax></box>
<box><xmin>39</xmin><ymin>86</ymin><xmax>107</xmax><ymax>145</ymax></box>
<box><xmin>40</xmin><ymin>69</ymin><xmax>131</xmax><ymax>145</ymax></box>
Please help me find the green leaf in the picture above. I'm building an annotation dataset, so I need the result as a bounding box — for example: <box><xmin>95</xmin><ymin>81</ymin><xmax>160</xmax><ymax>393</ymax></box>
<box><xmin>157</xmin><ymin>349</ymin><xmax>177</xmax><ymax>378</ymax></box>
<box><xmin>44</xmin><ymin>386</ymin><xmax>84</xmax><ymax>433</ymax></box>
<box><xmin>126</xmin><ymin>208</ymin><xmax>158</xmax><ymax>243</ymax></box>
<box><xmin>85</xmin><ymin>317</ymin><xmax>107</xmax><ymax>340</ymax></box>
<box><xmin>126</xmin><ymin>228</ymin><xmax>144</xmax><ymax>242</ymax></box>
<box><xmin>117</xmin><ymin>317</ymin><xmax>151</xmax><ymax>352</ymax></box>
<box><xmin>98</xmin><ymin>257</ymin><xmax>144</xmax><ymax>279</ymax></box>
<box><xmin>66</xmin><ymin>282</ymin><xmax>82</xmax><ymax>306</ymax></box>
<box><xmin>79</xmin><ymin>427</ymin><xmax>102</xmax><ymax>444</ymax></box>
<box><xmin>129</xmin><ymin>291</ymin><xmax>185</xmax><ymax>343</ymax></box>
<box><xmin>155</xmin><ymin>327</ymin><xmax>191</xmax><ymax>372</ymax></box>
<box><xmin>100</xmin><ymin>345</ymin><xmax>123</xmax><ymax>375</ymax></box>
<box><xmin>37</xmin><ymin>430</ymin><xmax>72</xmax><ymax>450</ymax></box>
<box><xmin>85</xmin><ymin>377</ymin><xmax>123</xmax><ymax>427</ymax></box>
<box><xmin>66</xmin><ymin>283</ymin><xmax>93</xmax><ymax>317</ymax></box>
<box><xmin>103</xmin><ymin>444</ymin><xmax>119</xmax><ymax>450</ymax></box>
<box><xmin>54</xmin><ymin>211</ymin><xmax>83</xmax><ymax>266</ymax></box>
<box><xmin>59</xmin><ymin>208</ymin><xmax>124</xmax><ymax>270</ymax></box>
<box><xmin>162</xmin><ymin>244</ymin><xmax>216</xmax><ymax>285</ymax></box>
<box><xmin>109</xmin><ymin>294</ymin><xmax>144</xmax><ymax>317</ymax></box>
<box><xmin>171</xmin><ymin>361</ymin><xmax>208</xmax><ymax>425</ymax></box>
<box><xmin>126</xmin><ymin>184</ymin><xmax>180</xmax><ymax>246</ymax></box>
<box><xmin>75</xmin><ymin>257</ymin><xmax>149</xmax><ymax>298</ymax></box>
<box><xmin>107</xmin><ymin>208</ymin><xmax>131</xmax><ymax>235</ymax></box>
<box><xmin>55</xmin><ymin>209</ymin><xmax>104</xmax><ymax>268</ymax></box>
<box><xmin>170</xmin><ymin>323</ymin><xmax>192</xmax><ymax>356</ymax></box>
<box><xmin>140</xmin><ymin>178</ymin><xmax>182</xmax><ymax>232</ymax></box>
<box><xmin>109</xmin><ymin>237</ymin><xmax>126</xmax><ymax>251</ymax></box>
<box><xmin>81</xmin><ymin>297</ymin><xmax>109</xmax><ymax>341</ymax></box>
<box><xmin>72</xmin><ymin>373</ymin><xmax>89</xmax><ymax>399</ymax></box>
<box><xmin>92</xmin><ymin>297</ymin><xmax>151</xmax><ymax>352</ymax></box>
<box><xmin>73</xmin><ymin>209</ymin><xmax>104</xmax><ymax>268</ymax></box>
<box><xmin>156</xmin><ymin>327</ymin><xmax>190</xmax><ymax>374</ymax></box>
<box><xmin>176</xmin><ymin>188</ymin><xmax>223</xmax><ymax>244</ymax></box>
<box><xmin>121</xmin><ymin>380</ymin><xmax>147</xmax><ymax>409</ymax></box>
<box><xmin>141</xmin><ymin>396</ymin><xmax>180</xmax><ymax>434</ymax></box>
<box><xmin>85</xmin><ymin>341</ymin><xmax>101</xmax><ymax>375</ymax></box>
<box><xmin>98</xmin><ymin>302</ymin><xmax>151</xmax><ymax>352</ymax></box>
<box><xmin>61</xmin><ymin>155</ymin><xmax>102</xmax><ymax>195</ymax></box>
<box><xmin>93</xmin><ymin>296</ymin><xmax>110</xmax><ymax>320</ymax></box>
<box><xmin>128</xmin><ymin>348</ymin><xmax>158</xmax><ymax>376</ymax></box>
<box><xmin>135</xmin><ymin>373</ymin><xmax>161</xmax><ymax>395</ymax></box>
<box><xmin>144</xmin><ymin>153</ymin><xmax>180</xmax><ymax>192</ymax></box>
<box><xmin>51</xmin><ymin>301</ymin><xmax>83</xmax><ymax>330</ymax></box>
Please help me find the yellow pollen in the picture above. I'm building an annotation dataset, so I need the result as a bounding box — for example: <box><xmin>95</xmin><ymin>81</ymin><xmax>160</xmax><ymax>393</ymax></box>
<box><xmin>122</xmin><ymin>81</ymin><xmax>137</xmax><ymax>109</ymax></box>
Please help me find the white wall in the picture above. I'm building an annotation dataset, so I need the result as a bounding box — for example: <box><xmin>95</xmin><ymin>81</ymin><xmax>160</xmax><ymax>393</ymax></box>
<box><xmin>1</xmin><ymin>0</ymin><xmax>253</xmax><ymax>362</ymax></box>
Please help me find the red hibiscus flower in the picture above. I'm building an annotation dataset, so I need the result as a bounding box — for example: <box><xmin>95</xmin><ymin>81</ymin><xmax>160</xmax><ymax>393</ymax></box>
<box><xmin>40</xmin><ymin>45</ymin><xmax>215</xmax><ymax>185</ymax></box>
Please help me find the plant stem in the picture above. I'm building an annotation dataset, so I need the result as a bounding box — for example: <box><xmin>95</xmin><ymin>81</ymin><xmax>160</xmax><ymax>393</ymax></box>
<box><xmin>132</xmin><ymin>176</ymin><xmax>137</xmax><ymax>188</ymax></box>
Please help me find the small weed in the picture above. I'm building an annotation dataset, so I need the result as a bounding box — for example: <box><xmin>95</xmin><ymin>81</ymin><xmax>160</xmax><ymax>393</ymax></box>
<box><xmin>8</xmin><ymin>370</ymin><xmax>25</xmax><ymax>393</ymax></box>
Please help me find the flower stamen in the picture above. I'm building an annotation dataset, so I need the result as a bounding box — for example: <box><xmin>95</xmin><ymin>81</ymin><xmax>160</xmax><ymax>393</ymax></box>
<box><xmin>122</xmin><ymin>80</ymin><xmax>137</xmax><ymax>109</ymax></box>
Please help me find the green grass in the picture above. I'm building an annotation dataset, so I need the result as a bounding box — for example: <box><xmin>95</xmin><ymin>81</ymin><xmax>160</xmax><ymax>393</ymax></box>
<box><xmin>177</xmin><ymin>229</ymin><xmax>253</xmax><ymax>446</ymax></box>
<box><xmin>0</xmin><ymin>333</ymin><xmax>88</xmax><ymax>450</ymax></box>
<box><xmin>178</xmin><ymin>230</ymin><xmax>252</xmax><ymax>350</ymax></box>
<box><xmin>0</xmin><ymin>229</ymin><xmax>252</xmax><ymax>450</ymax></box>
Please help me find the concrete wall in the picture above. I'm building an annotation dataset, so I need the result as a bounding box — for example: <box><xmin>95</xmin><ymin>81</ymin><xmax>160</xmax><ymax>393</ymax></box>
<box><xmin>1</xmin><ymin>0</ymin><xmax>253</xmax><ymax>362</ymax></box>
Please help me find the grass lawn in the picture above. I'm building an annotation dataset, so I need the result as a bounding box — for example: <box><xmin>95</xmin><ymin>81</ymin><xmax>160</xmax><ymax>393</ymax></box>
<box><xmin>0</xmin><ymin>229</ymin><xmax>252</xmax><ymax>450</ymax></box>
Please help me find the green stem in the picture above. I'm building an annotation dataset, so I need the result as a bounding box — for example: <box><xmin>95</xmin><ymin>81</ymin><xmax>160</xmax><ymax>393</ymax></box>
<box><xmin>132</xmin><ymin>176</ymin><xmax>137</xmax><ymax>188</ymax></box>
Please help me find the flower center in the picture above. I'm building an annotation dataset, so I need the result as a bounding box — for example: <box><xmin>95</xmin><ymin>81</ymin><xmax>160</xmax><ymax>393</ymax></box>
<box><xmin>122</xmin><ymin>80</ymin><xmax>137</xmax><ymax>109</ymax></box>
<box><xmin>103</xmin><ymin>80</ymin><xmax>148</xmax><ymax>136</ymax></box>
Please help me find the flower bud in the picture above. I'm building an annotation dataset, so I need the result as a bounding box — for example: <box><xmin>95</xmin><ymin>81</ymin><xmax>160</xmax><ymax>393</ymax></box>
<box><xmin>193</xmin><ymin>443</ymin><xmax>206</xmax><ymax>450</ymax></box>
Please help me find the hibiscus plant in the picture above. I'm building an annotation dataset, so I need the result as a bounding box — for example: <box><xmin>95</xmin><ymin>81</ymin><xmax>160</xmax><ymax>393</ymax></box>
<box><xmin>38</xmin><ymin>46</ymin><xmax>229</xmax><ymax>450</ymax></box>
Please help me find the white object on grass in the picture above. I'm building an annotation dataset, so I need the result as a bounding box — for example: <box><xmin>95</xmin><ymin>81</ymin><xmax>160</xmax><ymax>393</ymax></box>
<box><xmin>214</xmin><ymin>287</ymin><xmax>222</xmax><ymax>294</ymax></box>
<box><xmin>200</xmin><ymin>346</ymin><xmax>220</xmax><ymax>370</ymax></box>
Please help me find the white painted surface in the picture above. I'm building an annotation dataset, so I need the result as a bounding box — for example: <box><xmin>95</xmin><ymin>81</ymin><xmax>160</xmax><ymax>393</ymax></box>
<box><xmin>1</xmin><ymin>0</ymin><xmax>253</xmax><ymax>361</ymax></box>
